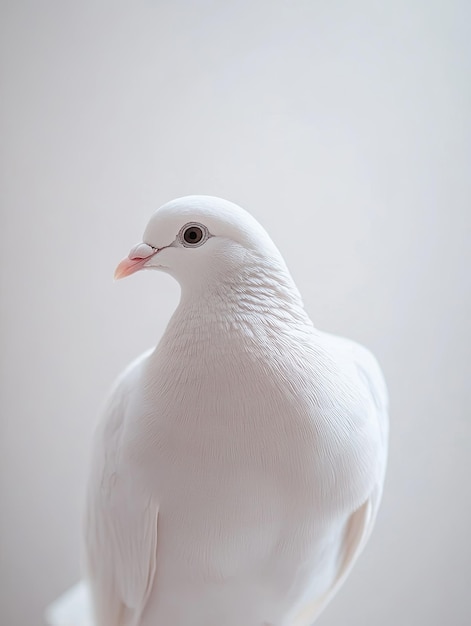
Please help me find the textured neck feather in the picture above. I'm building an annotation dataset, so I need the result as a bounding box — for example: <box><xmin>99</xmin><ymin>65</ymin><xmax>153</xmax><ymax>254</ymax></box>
<box><xmin>185</xmin><ymin>252</ymin><xmax>307</xmax><ymax>323</ymax></box>
<box><xmin>155</xmin><ymin>252</ymin><xmax>314</xmax><ymax>364</ymax></box>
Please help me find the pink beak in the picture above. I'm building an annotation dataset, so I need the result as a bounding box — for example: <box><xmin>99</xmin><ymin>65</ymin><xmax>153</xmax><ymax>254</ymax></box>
<box><xmin>114</xmin><ymin>243</ymin><xmax>159</xmax><ymax>280</ymax></box>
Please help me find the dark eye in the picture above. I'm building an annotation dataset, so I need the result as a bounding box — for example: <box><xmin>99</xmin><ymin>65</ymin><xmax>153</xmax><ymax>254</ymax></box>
<box><xmin>179</xmin><ymin>223</ymin><xmax>209</xmax><ymax>247</ymax></box>
<box><xmin>183</xmin><ymin>226</ymin><xmax>203</xmax><ymax>244</ymax></box>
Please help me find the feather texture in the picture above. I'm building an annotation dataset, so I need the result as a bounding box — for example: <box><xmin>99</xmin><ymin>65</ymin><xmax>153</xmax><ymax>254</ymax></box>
<box><xmin>82</xmin><ymin>196</ymin><xmax>389</xmax><ymax>626</ymax></box>
<box><xmin>85</xmin><ymin>352</ymin><xmax>159</xmax><ymax>626</ymax></box>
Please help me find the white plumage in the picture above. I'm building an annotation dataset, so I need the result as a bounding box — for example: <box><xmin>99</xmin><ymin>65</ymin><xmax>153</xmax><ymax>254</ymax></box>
<box><xmin>82</xmin><ymin>195</ymin><xmax>388</xmax><ymax>626</ymax></box>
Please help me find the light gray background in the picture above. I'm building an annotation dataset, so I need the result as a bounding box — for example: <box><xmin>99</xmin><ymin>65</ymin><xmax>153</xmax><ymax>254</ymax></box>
<box><xmin>1</xmin><ymin>1</ymin><xmax>470</xmax><ymax>625</ymax></box>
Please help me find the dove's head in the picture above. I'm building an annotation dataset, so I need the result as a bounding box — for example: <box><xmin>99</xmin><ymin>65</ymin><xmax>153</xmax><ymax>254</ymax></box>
<box><xmin>115</xmin><ymin>195</ymin><xmax>290</xmax><ymax>294</ymax></box>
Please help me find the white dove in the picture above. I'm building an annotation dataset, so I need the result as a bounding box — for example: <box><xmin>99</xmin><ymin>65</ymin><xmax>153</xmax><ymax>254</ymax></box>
<box><xmin>84</xmin><ymin>195</ymin><xmax>388</xmax><ymax>626</ymax></box>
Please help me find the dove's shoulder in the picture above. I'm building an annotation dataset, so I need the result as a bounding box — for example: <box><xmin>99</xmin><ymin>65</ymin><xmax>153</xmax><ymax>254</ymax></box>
<box><xmin>316</xmin><ymin>330</ymin><xmax>389</xmax><ymax>523</ymax></box>
<box><xmin>314</xmin><ymin>331</ymin><xmax>389</xmax><ymax>481</ymax></box>
<box><xmin>318</xmin><ymin>332</ymin><xmax>388</xmax><ymax>411</ymax></box>
<box><xmin>110</xmin><ymin>347</ymin><xmax>155</xmax><ymax>399</ymax></box>
<box><xmin>84</xmin><ymin>350</ymin><xmax>147</xmax><ymax>475</ymax></box>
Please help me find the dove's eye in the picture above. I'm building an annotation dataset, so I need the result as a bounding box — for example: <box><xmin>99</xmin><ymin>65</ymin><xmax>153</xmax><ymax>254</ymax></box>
<box><xmin>184</xmin><ymin>226</ymin><xmax>202</xmax><ymax>244</ymax></box>
<box><xmin>179</xmin><ymin>223</ymin><xmax>209</xmax><ymax>248</ymax></box>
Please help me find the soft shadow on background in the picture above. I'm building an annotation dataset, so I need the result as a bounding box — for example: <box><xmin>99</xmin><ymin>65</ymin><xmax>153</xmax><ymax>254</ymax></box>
<box><xmin>0</xmin><ymin>2</ymin><xmax>470</xmax><ymax>625</ymax></box>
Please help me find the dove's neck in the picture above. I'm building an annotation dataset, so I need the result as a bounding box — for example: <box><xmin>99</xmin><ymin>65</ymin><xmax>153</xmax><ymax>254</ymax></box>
<box><xmin>170</xmin><ymin>251</ymin><xmax>311</xmax><ymax>337</ymax></box>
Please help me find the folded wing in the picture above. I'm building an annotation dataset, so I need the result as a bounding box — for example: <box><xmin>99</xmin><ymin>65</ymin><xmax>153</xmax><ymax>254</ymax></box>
<box><xmin>84</xmin><ymin>354</ymin><xmax>159</xmax><ymax>626</ymax></box>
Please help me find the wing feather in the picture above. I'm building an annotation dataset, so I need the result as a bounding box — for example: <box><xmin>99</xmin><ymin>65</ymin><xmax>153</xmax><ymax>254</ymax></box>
<box><xmin>292</xmin><ymin>336</ymin><xmax>389</xmax><ymax>626</ymax></box>
<box><xmin>84</xmin><ymin>352</ymin><xmax>158</xmax><ymax>626</ymax></box>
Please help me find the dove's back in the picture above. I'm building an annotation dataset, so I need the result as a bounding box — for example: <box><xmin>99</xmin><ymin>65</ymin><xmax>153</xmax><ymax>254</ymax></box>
<box><xmin>85</xmin><ymin>275</ymin><xmax>387</xmax><ymax>626</ymax></box>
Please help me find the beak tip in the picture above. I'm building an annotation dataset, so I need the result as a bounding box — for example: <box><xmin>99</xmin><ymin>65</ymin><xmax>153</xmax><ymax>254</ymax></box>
<box><xmin>114</xmin><ymin>247</ymin><xmax>157</xmax><ymax>280</ymax></box>
<box><xmin>113</xmin><ymin>265</ymin><xmax>127</xmax><ymax>281</ymax></box>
